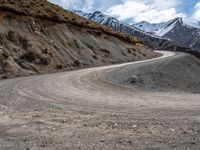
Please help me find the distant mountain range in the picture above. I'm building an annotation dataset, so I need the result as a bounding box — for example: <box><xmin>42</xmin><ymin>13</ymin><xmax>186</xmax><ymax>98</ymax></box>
<box><xmin>133</xmin><ymin>18</ymin><xmax>200</xmax><ymax>50</ymax></box>
<box><xmin>73</xmin><ymin>10</ymin><xmax>200</xmax><ymax>56</ymax></box>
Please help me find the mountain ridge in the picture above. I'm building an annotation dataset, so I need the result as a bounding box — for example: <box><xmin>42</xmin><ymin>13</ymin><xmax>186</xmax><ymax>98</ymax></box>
<box><xmin>133</xmin><ymin>18</ymin><xmax>184</xmax><ymax>36</ymax></box>
<box><xmin>133</xmin><ymin>18</ymin><xmax>200</xmax><ymax>51</ymax></box>
<box><xmin>74</xmin><ymin>10</ymin><xmax>200</xmax><ymax>55</ymax></box>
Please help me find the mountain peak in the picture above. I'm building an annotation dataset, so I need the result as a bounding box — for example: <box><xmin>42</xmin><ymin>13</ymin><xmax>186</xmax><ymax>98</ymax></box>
<box><xmin>93</xmin><ymin>11</ymin><xmax>103</xmax><ymax>15</ymax></box>
<box><xmin>133</xmin><ymin>17</ymin><xmax>190</xmax><ymax>36</ymax></box>
<box><xmin>138</xmin><ymin>21</ymin><xmax>150</xmax><ymax>24</ymax></box>
<box><xmin>74</xmin><ymin>10</ymin><xmax>120</xmax><ymax>26</ymax></box>
<box><xmin>171</xmin><ymin>17</ymin><xmax>183</xmax><ymax>24</ymax></box>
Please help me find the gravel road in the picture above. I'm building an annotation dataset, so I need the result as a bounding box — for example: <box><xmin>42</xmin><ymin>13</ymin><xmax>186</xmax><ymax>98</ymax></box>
<box><xmin>0</xmin><ymin>51</ymin><xmax>200</xmax><ymax>150</ymax></box>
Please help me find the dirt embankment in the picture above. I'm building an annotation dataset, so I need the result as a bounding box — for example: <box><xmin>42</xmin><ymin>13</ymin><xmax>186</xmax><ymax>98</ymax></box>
<box><xmin>103</xmin><ymin>52</ymin><xmax>200</xmax><ymax>93</ymax></box>
<box><xmin>0</xmin><ymin>12</ymin><xmax>157</xmax><ymax>79</ymax></box>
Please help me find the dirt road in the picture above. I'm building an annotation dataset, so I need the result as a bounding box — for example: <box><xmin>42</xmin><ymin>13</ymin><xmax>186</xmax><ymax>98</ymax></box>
<box><xmin>0</xmin><ymin>51</ymin><xmax>200</xmax><ymax>150</ymax></box>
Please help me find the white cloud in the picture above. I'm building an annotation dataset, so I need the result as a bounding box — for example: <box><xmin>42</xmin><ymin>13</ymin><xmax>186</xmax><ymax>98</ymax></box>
<box><xmin>151</xmin><ymin>0</ymin><xmax>180</xmax><ymax>9</ymax></box>
<box><xmin>81</xmin><ymin>0</ymin><xmax>94</xmax><ymax>12</ymax></box>
<box><xmin>49</xmin><ymin>0</ymin><xmax>94</xmax><ymax>12</ymax></box>
<box><xmin>106</xmin><ymin>0</ymin><xmax>186</xmax><ymax>23</ymax></box>
<box><xmin>106</xmin><ymin>1</ymin><xmax>150</xmax><ymax>20</ymax></box>
<box><xmin>48</xmin><ymin>0</ymin><xmax>199</xmax><ymax>25</ymax></box>
<box><xmin>134</xmin><ymin>8</ymin><xmax>186</xmax><ymax>23</ymax></box>
<box><xmin>49</xmin><ymin>0</ymin><xmax>78</xmax><ymax>9</ymax></box>
<box><xmin>193</xmin><ymin>2</ymin><xmax>200</xmax><ymax>21</ymax></box>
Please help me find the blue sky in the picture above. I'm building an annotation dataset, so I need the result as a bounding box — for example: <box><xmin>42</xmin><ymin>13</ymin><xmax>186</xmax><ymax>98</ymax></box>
<box><xmin>49</xmin><ymin>0</ymin><xmax>200</xmax><ymax>24</ymax></box>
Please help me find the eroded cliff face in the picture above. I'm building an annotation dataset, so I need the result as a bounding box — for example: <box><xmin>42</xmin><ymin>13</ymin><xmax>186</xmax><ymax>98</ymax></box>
<box><xmin>0</xmin><ymin>12</ymin><xmax>157</xmax><ymax>79</ymax></box>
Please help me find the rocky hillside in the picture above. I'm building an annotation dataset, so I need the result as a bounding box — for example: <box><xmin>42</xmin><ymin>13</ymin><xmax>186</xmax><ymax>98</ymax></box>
<box><xmin>74</xmin><ymin>10</ymin><xmax>199</xmax><ymax>57</ymax></box>
<box><xmin>0</xmin><ymin>0</ymin><xmax>157</xmax><ymax>79</ymax></box>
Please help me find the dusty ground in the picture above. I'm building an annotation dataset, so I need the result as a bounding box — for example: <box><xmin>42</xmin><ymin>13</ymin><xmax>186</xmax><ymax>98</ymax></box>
<box><xmin>0</xmin><ymin>51</ymin><xmax>200</xmax><ymax>150</ymax></box>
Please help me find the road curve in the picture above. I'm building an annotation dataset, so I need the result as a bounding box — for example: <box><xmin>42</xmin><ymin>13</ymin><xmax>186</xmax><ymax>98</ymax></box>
<box><xmin>0</xmin><ymin>51</ymin><xmax>200</xmax><ymax>110</ymax></box>
<box><xmin>1</xmin><ymin>51</ymin><xmax>200</xmax><ymax>150</ymax></box>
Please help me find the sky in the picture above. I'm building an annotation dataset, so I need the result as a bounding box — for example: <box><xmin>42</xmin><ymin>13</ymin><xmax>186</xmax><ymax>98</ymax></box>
<box><xmin>49</xmin><ymin>0</ymin><xmax>200</xmax><ymax>24</ymax></box>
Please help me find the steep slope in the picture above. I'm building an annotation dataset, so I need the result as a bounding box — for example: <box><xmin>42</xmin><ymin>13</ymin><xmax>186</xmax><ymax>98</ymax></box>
<box><xmin>133</xmin><ymin>21</ymin><xmax>165</xmax><ymax>35</ymax></box>
<box><xmin>74</xmin><ymin>10</ymin><xmax>195</xmax><ymax>54</ymax></box>
<box><xmin>133</xmin><ymin>18</ymin><xmax>183</xmax><ymax>36</ymax></box>
<box><xmin>133</xmin><ymin>18</ymin><xmax>200</xmax><ymax>51</ymax></box>
<box><xmin>0</xmin><ymin>0</ymin><xmax>157</xmax><ymax>79</ymax></box>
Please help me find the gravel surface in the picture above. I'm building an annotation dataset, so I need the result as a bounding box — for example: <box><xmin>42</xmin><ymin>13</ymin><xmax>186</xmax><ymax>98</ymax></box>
<box><xmin>0</xmin><ymin>51</ymin><xmax>200</xmax><ymax>150</ymax></box>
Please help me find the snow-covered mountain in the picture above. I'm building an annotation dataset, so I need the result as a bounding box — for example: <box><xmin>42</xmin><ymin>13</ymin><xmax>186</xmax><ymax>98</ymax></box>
<box><xmin>133</xmin><ymin>18</ymin><xmax>200</xmax><ymax>50</ymax></box>
<box><xmin>73</xmin><ymin>10</ymin><xmax>144</xmax><ymax>34</ymax></box>
<box><xmin>73</xmin><ymin>10</ymin><xmax>200</xmax><ymax>54</ymax></box>
<box><xmin>74</xmin><ymin>10</ymin><xmax>120</xmax><ymax>26</ymax></box>
<box><xmin>133</xmin><ymin>21</ymin><xmax>165</xmax><ymax>35</ymax></box>
<box><xmin>73</xmin><ymin>10</ymin><xmax>169</xmax><ymax>38</ymax></box>
<box><xmin>133</xmin><ymin>18</ymin><xmax>183</xmax><ymax>36</ymax></box>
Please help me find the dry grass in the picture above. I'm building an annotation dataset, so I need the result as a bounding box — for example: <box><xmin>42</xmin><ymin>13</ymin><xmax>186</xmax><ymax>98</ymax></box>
<box><xmin>0</xmin><ymin>0</ymin><xmax>143</xmax><ymax>45</ymax></box>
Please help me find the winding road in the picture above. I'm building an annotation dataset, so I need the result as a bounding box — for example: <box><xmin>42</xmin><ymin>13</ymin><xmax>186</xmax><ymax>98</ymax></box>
<box><xmin>1</xmin><ymin>51</ymin><xmax>200</xmax><ymax>149</ymax></box>
<box><xmin>1</xmin><ymin>51</ymin><xmax>199</xmax><ymax>109</ymax></box>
